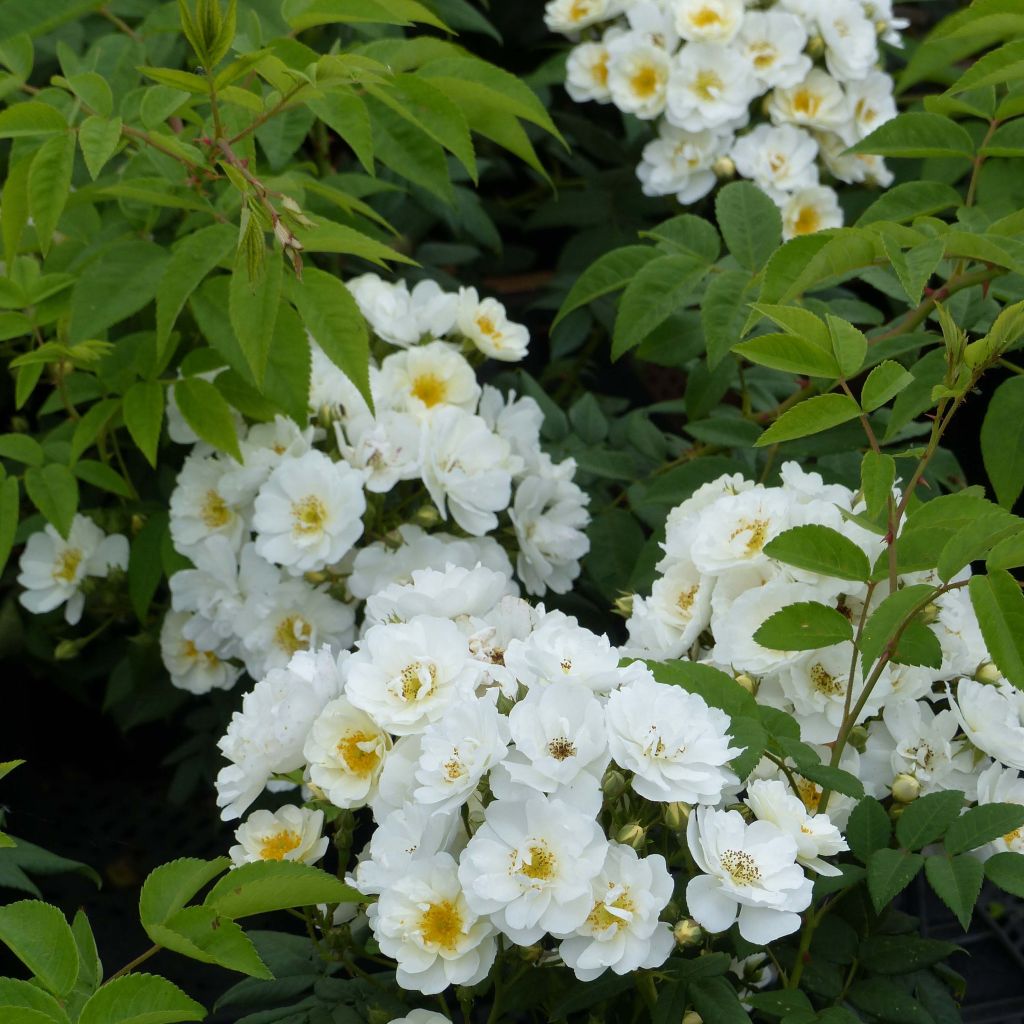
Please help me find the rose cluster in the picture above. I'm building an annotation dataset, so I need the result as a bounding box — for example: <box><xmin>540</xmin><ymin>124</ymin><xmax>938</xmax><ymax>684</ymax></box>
<box><xmin>157</xmin><ymin>274</ymin><xmax>590</xmax><ymax>696</ymax></box>
<box><xmin>219</xmin><ymin>557</ymin><xmax>852</xmax><ymax>994</ymax></box>
<box><xmin>545</xmin><ymin>0</ymin><xmax>905</xmax><ymax>237</ymax></box>
<box><xmin>625</xmin><ymin>465</ymin><xmax>1024</xmax><ymax>839</ymax></box>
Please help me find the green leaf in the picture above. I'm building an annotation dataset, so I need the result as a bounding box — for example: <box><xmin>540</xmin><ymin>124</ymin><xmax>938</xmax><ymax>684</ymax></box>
<box><xmin>69</xmin><ymin>910</ymin><xmax>101</xmax><ymax>1011</ymax></box>
<box><xmin>156</xmin><ymin>223</ymin><xmax>236</xmax><ymax>361</ymax></box>
<box><xmin>892</xmin><ymin>617</ymin><xmax>943</xmax><ymax>669</ymax></box>
<box><xmin>860</xmin><ymin>935</ymin><xmax>960</xmax><ymax>976</ymax></box>
<box><xmin>867</xmin><ymin>848</ymin><xmax>925</xmax><ymax>913</ymax></box>
<box><xmin>646</xmin><ymin>661</ymin><xmax>758</xmax><ymax>721</ymax></box>
<box><xmin>205</xmin><ymin>860</ymin><xmax>360</xmax><ymax>920</ymax></box>
<box><xmin>925</xmin><ymin>854</ymin><xmax>984</xmax><ymax>930</ymax></box>
<box><xmin>554</xmin><ymin>245</ymin><xmax>659</xmax><ymax>328</ymax></box>
<box><xmin>795</xmin><ymin>761</ymin><xmax>864</xmax><ymax>799</ymax></box>
<box><xmin>858</xmin><ymin>584</ymin><xmax>934</xmax><ymax>671</ymax></box>
<box><xmin>173</xmin><ymin>378</ymin><xmax>242</xmax><ymax>462</ymax></box>
<box><xmin>861</xmin><ymin>360</ymin><xmax>916</xmax><ymax>411</ymax></box>
<box><xmin>857</xmin><ymin>183</ymin><xmax>962</xmax><ymax>227</ymax></box>
<box><xmin>987</xmin><ymin>529</ymin><xmax>1024</xmax><ymax>571</ymax></box>
<box><xmin>229</xmin><ymin>244</ymin><xmax>283</xmax><ymax>386</ymax></box>
<box><xmin>0</xmin><ymin>900</ymin><xmax>78</xmax><ymax>996</ymax></box>
<box><xmin>849</xmin><ymin>111</ymin><xmax>975</xmax><ymax>159</ymax></box>
<box><xmin>70</xmin><ymin>398</ymin><xmax>119</xmax><ymax>464</ymax></box>
<box><xmin>715</xmin><ymin>180</ymin><xmax>782</xmax><ymax>271</ymax></box>
<box><xmin>985</xmin><ymin>850</ymin><xmax>1024</xmax><ymax>897</ymax></box>
<box><xmin>291</xmin><ymin>266</ymin><xmax>371</xmax><ymax>409</ymax></box>
<box><xmin>945</xmin><ymin>37</ymin><xmax>1024</xmax><ymax>93</ymax></box>
<box><xmin>263</xmin><ymin>303</ymin><xmax>311</xmax><ymax>425</ymax></box>
<box><xmin>23</xmin><ymin>463</ymin><xmax>78</xmax><ymax>538</ymax></box>
<box><xmin>0</xmin><ymin>433</ymin><xmax>43</xmax><ymax>465</ymax></box>
<box><xmin>292</xmin><ymin>217</ymin><xmax>414</xmax><ymax>266</ymax></box>
<box><xmin>827</xmin><ymin>315</ymin><xmax>867</xmax><ymax>378</ymax></box>
<box><xmin>0</xmin><ymin>100</ymin><xmax>67</xmax><ymax>138</ymax></box>
<box><xmin>689</xmin><ymin>977</ymin><xmax>751</xmax><ymax>1024</ymax></box>
<box><xmin>777</xmin><ymin>229</ymin><xmax>882</xmax><ymax>303</ymax></box>
<box><xmin>611</xmin><ymin>254</ymin><xmax>706</xmax><ymax>360</ymax></box>
<box><xmin>0</xmin><ymin>476</ymin><xmax>18</xmax><ymax>574</ymax></box>
<box><xmin>74</xmin><ymin>460</ymin><xmax>135</xmax><ymax>499</ymax></box>
<box><xmin>848</xmin><ymin>977</ymin><xmax>936</xmax><ymax>1024</ymax></box>
<box><xmin>128</xmin><ymin>513</ymin><xmax>167</xmax><ymax>622</ymax></box>
<box><xmin>147</xmin><ymin>906</ymin><xmax>271</xmax><ymax>979</ymax></box>
<box><xmin>936</xmin><ymin>510</ymin><xmax>1022</xmax><ymax>583</ymax></box>
<box><xmin>285</xmin><ymin>0</ymin><xmax>447</xmax><ymax>30</ymax></box>
<box><xmin>763</xmin><ymin>525</ymin><xmax>870</xmax><ymax>582</ymax></box>
<box><xmin>2</xmin><ymin>153</ymin><xmax>31</xmax><ymax>267</ymax></box>
<box><xmin>881</xmin><ymin>236</ymin><xmax>945</xmax><ymax>305</ymax></box>
<box><xmin>944</xmin><ymin>802</ymin><xmax>1024</xmax><ymax>856</ymax></box>
<box><xmin>78</xmin><ymin>974</ymin><xmax>203</xmax><ymax>1024</ymax></box>
<box><xmin>0</xmin><ymin>977</ymin><xmax>71</xmax><ymax>1024</ymax></box>
<box><xmin>895</xmin><ymin>492</ymin><xmax>999</xmax><ymax>571</ymax></box>
<box><xmin>65</xmin><ymin>71</ymin><xmax>112</xmax><ymax>117</ymax></box>
<box><xmin>968</xmin><ymin>571</ymin><xmax>1024</xmax><ymax>689</ymax></box>
<box><xmin>896</xmin><ymin>790</ymin><xmax>965</xmax><ymax>851</ymax></box>
<box><xmin>732</xmin><ymin>332</ymin><xmax>840</xmax><ymax>378</ymax></box>
<box><xmin>755</xmin><ymin>393</ymin><xmax>862</xmax><ymax>447</ymax></box>
<box><xmin>981</xmin><ymin>376</ymin><xmax>1024</xmax><ymax>509</ymax></box>
<box><xmin>753</xmin><ymin>601</ymin><xmax>853</xmax><ymax>651</ymax></box>
<box><xmin>307</xmin><ymin>88</ymin><xmax>373</xmax><ymax>173</ymax></box>
<box><xmin>28</xmin><ymin>132</ymin><xmax>74</xmax><ymax>256</ymax></box>
<box><xmin>123</xmin><ymin>382</ymin><xmax>164</xmax><ymax>468</ymax></box>
<box><xmin>702</xmin><ymin>270</ymin><xmax>755</xmax><ymax>368</ymax></box>
<box><xmin>69</xmin><ymin>241</ymin><xmax>169</xmax><ymax>344</ymax></box>
<box><xmin>140</xmin><ymin>857</ymin><xmax>231</xmax><ymax>929</ymax></box>
<box><xmin>846</xmin><ymin>796</ymin><xmax>892</xmax><ymax>863</ymax></box>
<box><xmin>643</xmin><ymin>214</ymin><xmax>720</xmax><ymax>263</ymax></box>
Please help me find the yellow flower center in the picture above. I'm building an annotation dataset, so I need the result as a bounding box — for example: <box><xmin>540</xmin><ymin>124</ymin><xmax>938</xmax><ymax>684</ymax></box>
<box><xmin>793</xmin><ymin>204</ymin><xmax>822</xmax><ymax>235</ymax></box>
<box><xmin>399</xmin><ymin>661</ymin><xmax>438</xmax><ymax>701</ymax></box>
<box><xmin>410</xmin><ymin>372</ymin><xmax>448</xmax><ymax>408</ymax></box>
<box><xmin>291</xmin><ymin>495</ymin><xmax>327</xmax><ymax>536</ymax></box>
<box><xmin>693</xmin><ymin>69</ymin><xmax>723</xmax><ymax>101</ymax></box>
<box><xmin>547</xmin><ymin>737</ymin><xmax>577</xmax><ymax>761</ymax></box>
<box><xmin>731</xmin><ymin>518</ymin><xmax>770</xmax><ymax>556</ymax></box>
<box><xmin>797</xmin><ymin>777</ymin><xmax>822</xmax><ymax>812</ymax></box>
<box><xmin>677</xmin><ymin>585</ymin><xmax>699</xmax><ymax>614</ymax></box>
<box><xmin>519</xmin><ymin>844</ymin><xmax>556</xmax><ymax>881</ymax></box>
<box><xmin>337</xmin><ymin>730</ymin><xmax>382</xmax><ymax>776</ymax></box>
<box><xmin>587</xmin><ymin>886</ymin><xmax>636</xmax><ymax>931</ymax></box>
<box><xmin>475</xmin><ymin>314</ymin><xmax>499</xmax><ymax>338</ymax></box>
<box><xmin>418</xmin><ymin>899</ymin><xmax>464</xmax><ymax>951</ymax></box>
<box><xmin>1004</xmin><ymin>827</ymin><xmax>1022</xmax><ymax>846</ymax></box>
<box><xmin>593</xmin><ymin>53</ymin><xmax>609</xmax><ymax>87</ymax></box>
<box><xmin>630</xmin><ymin>64</ymin><xmax>661</xmax><ymax>99</ymax></box>
<box><xmin>793</xmin><ymin>89</ymin><xmax>821</xmax><ymax>117</ymax></box>
<box><xmin>810</xmin><ymin>663</ymin><xmax>845</xmax><ymax>696</ymax></box>
<box><xmin>854</xmin><ymin>98</ymin><xmax>877</xmax><ymax>125</ymax></box>
<box><xmin>259</xmin><ymin>829</ymin><xmax>302</xmax><ymax>861</ymax></box>
<box><xmin>721</xmin><ymin>849</ymin><xmax>761</xmax><ymax>885</ymax></box>
<box><xmin>52</xmin><ymin>547</ymin><xmax>83</xmax><ymax>583</ymax></box>
<box><xmin>751</xmin><ymin>42</ymin><xmax>777</xmax><ymax>69</ymax></box>
<box><xmin>691</xmin><ymin>6</ymin><xmax>722</xmax><ymax>28</ymax></box>
<box><xmin>201</xmin><ymin>490</ymin><xmax>232</xmax><ymax>529</ymax></box>
<box><xmin>274</xmin><ymin>615</ymin><xmax>312</xmax><ymax>656</ymax></box>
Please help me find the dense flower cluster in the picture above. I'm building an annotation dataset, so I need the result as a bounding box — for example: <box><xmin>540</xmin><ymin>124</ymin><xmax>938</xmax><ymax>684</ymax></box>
<box><xmin>546</xmin><ymin>0</ymin><xmax>905</xmax><ymax>236</ymax></box>
<box><xmin>625</xmin><ymin>466</ymin><xmax>1024</xmax><ymax>859</ymax></box>
<box><xmin>156</xmin><ymin>274</ymin><xmax>589</xmax><ymax>695</ymax></box>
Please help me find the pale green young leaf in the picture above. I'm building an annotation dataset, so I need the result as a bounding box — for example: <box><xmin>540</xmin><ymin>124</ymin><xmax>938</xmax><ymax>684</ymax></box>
<box><xmin>138</xmin><ymin>66</ymin><xmax>210</xmax><ymax>93</ymax></box>
<box><xmin>733</xmin><ymin>332</ymin><xmax>840</xmax><ymax>378</ymax></box>
<box><xmin>827</xmin><ymin>315</ymin><xmax>867</xmax><ymax>377</ymax></box>
<box><xmin>896</xmin><ymin>790</ymin><xmax>965</xmax><ymax>851</ymax></box>
<box><xmin>204</xmin><ymin>860</ymin><xmax>361</xmax><ymax>919</ymax></box>
<box><xmin>924</xmin><ymin>855</ymin><xmax>983</xmax><ymax>930</ymax></box>
<box><xmin>156</xmin><ymin>223</ymin><xmax>236</xmax><ymax>361</ymax></box>
<box><xmin>24</xmin><ymin>464</ymin><xmax>78</xmax><ymax>538</ymax></box>
<box><xmin>714</xmin><ymin>180</ymin><xmax>782</xmax><ymax>271</ymax></box>
<box><xmin>778</xmin><ymin>230</ymin><xmax>882</xmax><ymax>302</ymax></box>
<box><xmin>965</xmin><ymin>300</ymin><xmax>1024</xmax><ymax>368</ymax></box>
<box><xmin>65</xmin><ymin>71</ymin><xmax>112</xmax><ymax>116</ymax></box>
<box><xmin>139</xmin><ymin>857</ymin><xmax>232</xmax><ymax>929</ymax></box>
<box><xmin>307</xmin><ymin>89</ymin><xmax>374</xmax><ymax>173</ymax></box>
<box><xmin>861</xmin><ymin>360</ymin><xmax>916</xmax><ymax>411</ymax></box>
<box><xmin>763</xmin><ymin>525</ymin><xmax>871</xmax><ymax>582</ymax></box>
<box><xmin>945</xmin><ymin>37</ymin><xmax>1024</xmax><ymax>94</ymax></box>
<box><xmin>28</xmin><ymin>132</ymin><xmax>74</xmax><ymax>256</ymax></box>
<box><xmin>78</xmin><ymin>973</ymin><xmax>203</xmax><ymax>1024</ymax></box>
<box><xmin>881</xmin><ymin>236</ymin><xmax>945</xmax><ymax>306</ymax></box>
<box><xmin>77</xmin><ymin>115</ymin><xmax>122</xmax><ymax>179</ymax></box>
<box><xmin>292</xmin><ymin>217</ymin><xmax>415</xmax><ymax>266</ymax></box>
<box><xmin>228</xmin><ymin>243</ymin><xmax>283</xmax><ymax>386</ymax></box>
<box><xmin>147</xmin><ymin>906</ymin><xmax>271</xmax><ymax>979</ymax></box>
<box><xmin>755</xmin><ymin>393</ymin><xmax>861</xmax><ymax>447</ymax></box>
<box><xmin>555</xmin><ymin>246</ymin><xmax>659</xmax><ymax>328</ymax></box>
<box><xmin>0</xmin><ymin>901</ymin><xmax>78</xmax><ymax>996</ymax></box>
<box><xmin>752</xmin><ymin>601</ymin><xmax>853</xmax><ymax>651</ymax></box>
<box><xmin>849</xmin><ymin>111</ymin><xmax>975</xmax><ymax>159</ymax></box>
<box><xmin>0</xmin><ymin>100</ymin><xmax>66</xmax><ymax>138</ymax></box>
<box><xmin>969</xmin><ymin>571</ymin><xmax>1024</xmax><ymax>689</ymax></box>
<box><xmin>173</xmin><ymin>378</ymin><xmax>242</xmax><ymax>462</ymax></box>
<box><xmin>291</xmin><ymin>266</ymin><xmax>370</xmax><ymax>409</ymax></box>
<box><xmin>207</xmin><ymin>0</ymin><xmax>237</xmax><ymax>67</ymax></box>
<box><xmin>981</xmin><ymin>376</ymin><xmax>1024</xmax><ymax>508</ymax></box>
<box><xmin>868</xmin><ymin>848</ymin><xmax>925</xmax><ymax>912</ymax></box>
<box><xmin>702</xmin><ymin>270</ymin><xmax>755</xmax><ymax>368</ymax></box>
<box><xmin>0</xmin><ymin>759</ymin><xmax>24</xmax><ymax>782</ymax></box>
<box><xmin>750</xmin><ymin>303</ymin><xmax>830</xmax><ymax>348</ymax></box>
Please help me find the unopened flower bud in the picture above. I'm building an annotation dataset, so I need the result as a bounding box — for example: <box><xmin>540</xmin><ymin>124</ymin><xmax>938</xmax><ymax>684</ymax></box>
<box><xmin>602</xmin><ymin>769</ymin><xmax>627</xmax><ymax>800</ymax></box>
<box><xmin>975</xmin><ymin>662</ymin><xmax>1003</xmax><ymax>685</ymax></box>
<box><xmin>734</xmin><ymin>672</ymin><xmax>756</xmax><ymax>695</ymax></box>
<box><xmin>10</xmin><ymin>416</ymin><xmax>29</xmax><ymax>433</ymax></box>
<box><xmin>892</xmin><ymin>773</ymin><xmax>920</xmax><ymax>804</ymax></box>
<box><xmin>726</xmin><ymin>802</ymin><xmax>754</xmax><ymax>823</ymax></box>
<box><xmin>412</xmin><ymin>504</ymin><xmax>441</xmax><ymax>527</ymax></box>
<box><xmin>665</xmin><ymin>801</ymin><xmax>691</xmax><ymax>831</ymax></box>
<box><xmin>54</xmin><ymin>639</ymin><xmax>82</xmax><ymax>661</ymax></box>
<box><xmin>130</xmin><ymin>513</ymin><xmax>145</xmax><ymax>537</ymax></box>
<box><xmin>616</xmin><ymin>822</ymin><xmax>646</xmax><ymax>850</ymax></box>
<box><xmin>281</xmin><ymin>195</ymin><xmax>303</xmax><ymax>215</ymax></box>
<box><xmin>921</xmin><ymin>602</ymin><xmax>940</xmax><ymax>624</ymax></box>
<box><xmin>518</xmin><ymin>943</ymin><xmax>543</xmax><ymax>962</ymax></box>
<box><xmin>673</xmin><ymin>918</ymin><xmax>703</xmax><ymax>948</ymax></box>
<box><xmin>304</xmin><ymin>570</ymin><xmax>329</xmax><ymax>585</ymax></box>
<box><xmin>807</xmin><ymin>34</ymin><xmax>825</xmax><ymax>57</ymax></box>
<box><xmin>847</xmin><ymin>724</ymin><xmax>869</xmax><ymax>752</ymax></box>
<box><xmin>712</xmin><ymin>155</ymin><xmax>735</xmax><ymax>179</ymax></box>
<box><xmin>875</xmin><ymin>19</ymin><xmax>889</xmax><ymax>36</ymax></box>
<box><xmin>613</xmin><ymin>592</ymin><xmax>634</xmax><ymax>618</ymax></box>
<box><xmin>683</xmin><ymin>1012</ymin><xmax>703</xmax><ymax>1024</ymax></box>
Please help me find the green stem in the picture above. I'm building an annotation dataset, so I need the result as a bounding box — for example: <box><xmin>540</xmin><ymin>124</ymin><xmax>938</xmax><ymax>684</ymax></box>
<box><xmin>105</xmin><ymin>944</ymin><xmax>160</xmax><ymax>982</ymax></box>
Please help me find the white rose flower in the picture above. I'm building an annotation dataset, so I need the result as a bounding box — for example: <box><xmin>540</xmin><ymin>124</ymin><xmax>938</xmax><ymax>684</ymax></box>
<box><xmin>215</xmin><ymin>646</ymin><xmax>345</xmax><ymax>819</ymax></box>
<box><xmin>624</xmin><ymin>555</ymin><xmax>713</xmax><ymax>659</ymax></box>
<box><xmin>388</xmin><ymin>1011</ymin><xmax>452</xmax><ymax>1024</ymax></box>
<box><xmin>933</xmin><ymin>588</ymin><xmax>991</xmax><ymax>680</ymax></box>
<box><xmin>364</xmin><ymin>564</ymin><xmax>512</xmax><ymax>628</ymax></box>
<box><xmin>636</xmin><ymin>123</ymin><xmax>731</xmax><ymax>203</ymax></box>
<box><xmin>477</xmin><ymin>386</ymin><xmax>545</xmax><ymax>475</ymax></box>
<box><xmin>368</xmin><ymin>852</ymin><xmax>497</xmax><ymax>994</ymax></box>
<box><xmin>413</xmin><ymin>696</ymin><xmax>510</xmax><ymax>812</ymax></box>
<box><xmin>820</xmin><ymin>0</ymin><xmax>878</xmax><ymax>83</ymax></box>
<box><xmin>510</xmin><ymin>470</ymin><xmax>591</xmax><ymax>596</ymax></box>
<box><xmin>544</xmin><ymin>0</ymin><xmax>610</xmax><ymax>34</ymax></box>
<box><xmin>734</xmin><ymin>11</ymin><xmax>811</xmax><ymax>89</ymax></box>
<box><xmin>252</xmin><ymin>449</ymin><xmax>366</xmax><ymax>574</ymax></box>
<box><xmin>409</xmin><ymin>279</ymin><xmax>459</xmax><ymax>339</ymax></box>
<box><xmin>420</xmin><ymin>407</ymin><xmax>518</xmax><ymax>536</ymax></box>
<box><xmin>817</xmin><ymin>131</ymin><xmax>893</xmax><ymax>187</ymax></box>
<box><xmin>780</xmin><ymin>185</ymin><xmax>844</xmax><ymax>239</ymax></box>
<box><xmin>378</xmin><ymin>341</ymin><xmax>481</xmax><ymax>418</ymax></box>
<box><xmin>169</xmin><ymin>453</ymin><xmax>246</xmax><ymax>558</ymax></box>
<box><xmin>347</xmin><ymin>273</ymin><xmax>419</xmax><ymax>347</ymax></box>
<box><xmin>974</xmin><ymin>763</ymin><xmax>1024</xmax><ymax>858</ymax></box>
<box><xmin>607</xmin><ymin>35</ymin><xmax>672</xmax><ymax>119</ymax></box>
<box><xmin>559</xmin><ymin>843</ymin><xmax>675</xmax><ymax>981</ymax></box>
<box><xmin>372</xmin><ymin>734</ymin><xmax>424</xmax><ymax>822</ymax></box>
<box><xmin>768</xmin><ymin>69</ymin><xmax>850</xmax><ymax>132</ymax></box>
<box><xmin>690</xmin><ymin>488</ymin><xmax>793</xmax><ymax>575</ymax></box>
<box><xmin>864</xmin><ymin>0</ymin><xmax>909</xmax><ymax>46</ymax></box>
<box><xmin>229</xmin><ymin>805</ymin><xmax>328</xmax><ymax>866</ymax></box>
<box><xmin>466</xmin><ymin>595</ymin><xmax>540</xmax><ymax>697</ymax></box>
<box><xmin>160</xmin><ymin>610</ymin><xmax>241</xmax><ymax>694</ymax></box>
<box><xmin>456</xmin><ymin>288</ymin><xmax>530</xmax><ymax>362</ymax></box>
<box><xmin>218</xmin><ymin>416</ymin><xmax>316</xmax><ymax>506</ymax></box>
<box><xmin>673</xmin><ymin>0</ymin><xmax>744</xmax><ymax>44</ymax></box>
<box><xmin>336</xmin><ymin>410</ymin><xmax>422</xmax><ymax>494</ymax></box>
<box><xmin>606</xmin><ymin>676</ymin><xmax>740</xmax><ymax>803</ymax></box>
<box><xmin>745</xmin><ymin>779</ymin><xmax>848</xmax><ymax>876</ymax></box>
<box><xmin>458</xmin><ymin>795</ymin><xmax>608</xmax><ymax>944</ymax></box>
<box><xmin>345</xmin><ymin>616</ymin><xmax>483</xmax><ymax>736</ymax></box>
<box><xmin>304</xmin><ymin>696</ymin><xmax>392</xmax><ymax>809</ymax></box>
<box><xmin>566</xmin><ymin>40</ymin><xmax>613</xmax><ymax>103</ymax></box>
<box><xmin>666</xmin><ymin>43</ymin><xmax>757</xmax><ymax>132</ymax></box>
<box><xmin>18</xmin><ymin>514</ymin><xmax>128</xmax><ymax>625</ymax></box>
<box><xmin>662</xmin><ymin>472</ymin><xmax>757</xmax><ymax>562</ymax></box>
<box><xmin>731</xmin><ymin>124</ymin><xmax>819</xmax><ymax>202</ymax></box>
<box><xmin>951</xmin><ymin>680</ymin><xmax>1024</xmax><ymax>771</ymax></box>
<box><xmin>843</xmin><ymin>70</ymin><xmax>897</xmax><ymax>141</ymax></box>
<box><xmin>686</xmin><ymin>806</ymin><xmax>813</xmax><ymax>944</ymax></box>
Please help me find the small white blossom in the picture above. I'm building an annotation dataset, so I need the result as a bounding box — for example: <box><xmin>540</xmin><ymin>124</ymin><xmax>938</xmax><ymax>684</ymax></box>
<box><xmin>456</xmin><ymin>288</ymin><xmax>530</xmax><ymax>362</ymax></box>
<box><xmin>666</xmin><ymin>43</ymin><xmax>758</xmax><ymax>132</ymax></box>
<box><xmin>735</xmin><ymin>11</ymin><xmax>811</xmax><ymax>89</ymax></box>
<box><xmin>780</xmin><ymin>185</ymin><xmax>844</xmax><ymax>239</ymax></box>
<box><xmin>951</xmin><ymin>680</ymin><xmax>1024</xmax><ymax>772</ymax></box>
<box><xmin>230</xmin><ymin>805</ymin><xmax>328</xmax><ymax>866</ymax></box>
<box><xmin>607</xmin><ymin>35</ymin><xmax>672</xmax><ymax>120</ymax></box>
<box><xmin>768</xmin><ymin>69</ymin><xmax>850</xmax><ymax>132</ymax></box>
<box><xmin>566</xmin><ymin>41</ymin><xmax>613</xmax><ymax>103</ymax></box>
<box><xmin>378</xmin><ymin>341</ymin><xmax>481</xmax><ymax>418</ymax></box>
<box><xmin>169</xmin><ymin>454</ymin><xmax>245</xmax><ymax>557</ymax></box>
<box><xmin>160</xmin><ymin>611</ymin><xmax>241</xmax><ymax>694</ymax></box>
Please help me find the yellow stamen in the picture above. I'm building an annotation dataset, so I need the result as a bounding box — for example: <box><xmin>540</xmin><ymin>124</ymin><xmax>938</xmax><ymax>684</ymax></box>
<box><xmin>410</xmin><ymin>372</ymin><xmax>448</xmax><ymax>408</ymax></box>
<box><xmin>418</xmin><ymin>900</ymin><xmax>464</xmax><ymax>951</ymax></box>
<box><xmin>260</xmin><ymin>829</ymin><xmax>302</xmax><ymax>861</ymax></box>
<box><xmin>793</xmin><ymin>205</ymin><xmax>822</xmax><ymax>235</ymax></box>
<box><xmin>337</xmin><ymin>730</ymin><xmax>381</xmax><ymax>776</ymax></box>
<box><xmin>519</xmin><ymin>844</ymin><xmax>556</xmax><ymax>881</ymax></box>
<box><xmin>721</xmin><ymin>849</ymin><xmax>761</xmax><ymax>885</ymax></box>
<box><xmin>200</xmin><ymin>490</ymin><xmax>232</xmax><ymax>529</ymax></box>
<box><xmin>291</xmin><ymin>495</ymin><xmax>327</xmax><ymax>536</ymax></box>
<box><xmin>52</xmin><ymin>548</ymin><xmax>83</xmax><ymax>583</ymax></box>
<box><xmin>274</xmin><ymin>615</ymin><xmax>312</xmax><ymax>656</ymax></box>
